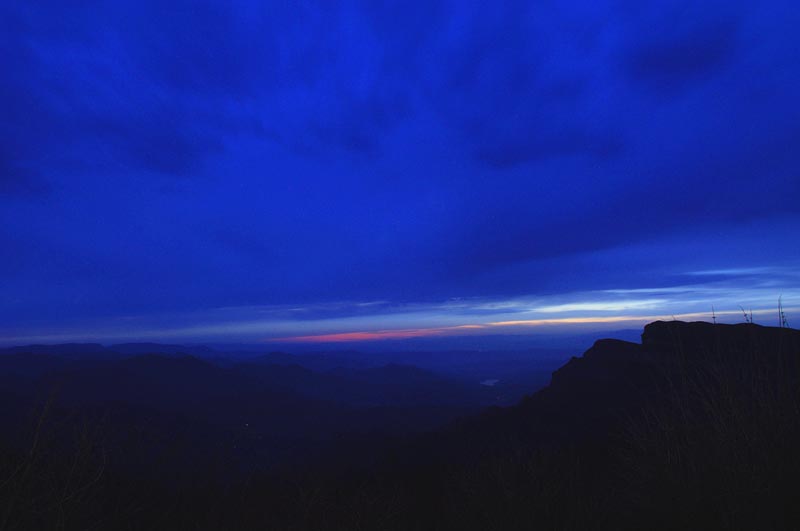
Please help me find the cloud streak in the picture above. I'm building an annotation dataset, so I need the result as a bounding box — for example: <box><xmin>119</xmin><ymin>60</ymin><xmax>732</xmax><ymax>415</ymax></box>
<box><xmin>3</xmin><ymin>269</ymin><xmax>798</xmax><ymax>345</ymax></box>
<box><xmin>0</xmin><ymin>0</ymin><xmax>798</xmax><ymax>340</ymax></box>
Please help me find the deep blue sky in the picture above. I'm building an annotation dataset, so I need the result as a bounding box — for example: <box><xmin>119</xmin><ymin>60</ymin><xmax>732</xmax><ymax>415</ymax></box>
<box><xmin>2</xmin><ymin>0</ymin><xmax>799</xmax><ymax>345</ymax></box>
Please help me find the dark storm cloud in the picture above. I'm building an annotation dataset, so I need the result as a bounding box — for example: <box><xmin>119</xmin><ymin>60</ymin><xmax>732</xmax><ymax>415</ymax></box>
<box><xmin>0</xmin><ymin>0</ymin><xmax>783</xmax><ymax>179</ymax></box>
<box><xmin>0</xmin><ymin>0</ymin><xmax>431</xmax><ymax>180</ymax></box>
<box><xmin>1</xmin><ymin>1</ymin><xmax>242</xmax><ymax>180</ymax></box>
<box><xmin>626</xmin><ymin>20</ymin><xmax>739</xmax><ymax>91</ymax></box>
<box><xmin>0</xmin><ymin>165</ymin><xmax>48</xmax><ymax>202</ymax></box>
<box><xmin>0</xmin><ymin>8</ymin><xmax>55</xmax><ymax>197</ymax></box>
<box><xmin>425</xmin><ymin>2</ymin><xmax>622</xmax><ymax>169</ymax></box>
<box><xmin>412</xmin><ymin>0</ymin><xmax>800</xmax><ymax>277</ymax></box>
<box><xmin>125</xmin><ymin>0</ymin><xmax>425</xmax><ymax>159</ymax></box>
<box><xmin>82</xmin><ymin>105</ymin><xmax>225</xmax><ymax>176</ymax></box>
<box><xmin>1</xmin><ymin>0</ymin><xmax>799</xmax><ymax>339</ymax></box>
<box><xmin>619</xmin><ymin>0</ymin><xmax>743</xmax><ymax>93</ymax></box>
<box><xmin>475</xmin><ymin>131</ymin><xmax>623</xmax><ymax>169</ymax></box>
<box><xmin>0</xmin><ymin>159</ymin><xmax>49</xmax><ymax>197</ymax></box>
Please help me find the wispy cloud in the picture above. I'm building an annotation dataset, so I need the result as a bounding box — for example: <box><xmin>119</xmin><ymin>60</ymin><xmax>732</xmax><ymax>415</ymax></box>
<box><xmin>532</xmin><ymin>299</ymin><xmax>668</xmax><ymax>313</ymax></box>
<box><xmin>686</xmin><ymin>267</ymin><xmax>789</xmax><ymax>277</ymax></box>
<box><xmin>275</xmin><ymin>307</ymin><xmax>798</xmax><ymax>344</ymax></box>
<box><xmin>3</xmin><ymin>274</ymin><xmax>797</xmax><ymax>345</ymax></box>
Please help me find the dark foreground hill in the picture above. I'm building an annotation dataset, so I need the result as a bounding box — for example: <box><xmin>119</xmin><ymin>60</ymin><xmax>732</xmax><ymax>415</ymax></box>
<box><xmin>0</xmin><ymin>351</ymin><xmax>506</xmax><ymax>477</ymax></box>
<box><xmin>1</xmin><ymin>321</ymin><xmax>799</xmax><ymax>530</ymax></box>
<box><xmin>430</xmin><ymin>320</ymin><xmax>800</xmax><ymax>452</ymax></box>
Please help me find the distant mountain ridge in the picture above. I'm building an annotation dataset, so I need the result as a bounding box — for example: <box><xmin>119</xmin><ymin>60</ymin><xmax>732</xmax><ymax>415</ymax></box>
<box><xmin>418</xmin><ymin>320</ymin><xmax>800</xmax><ymax>459</ymax></box>
<box><xmin>0</xmin><ymin>342</ymin><xmax>528</xmax><ymax>473</ymax></box>
<box><xmin>6</xmin><ymin>320</ymin><xmax>794</xmax><ymax>474</ymax></box>
<box><xmin>3</xmin><ymin>320</ymin><xmax>800</xmax><ymax>530</ymax></box>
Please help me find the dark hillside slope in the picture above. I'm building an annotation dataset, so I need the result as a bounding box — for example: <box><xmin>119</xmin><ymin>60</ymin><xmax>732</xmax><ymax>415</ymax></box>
<box><xmin>380</xmin><ymin>321</ymin><xmax>800</xmax><ymax>531</ymax></box>
<box><xmin>443</xmin><ymin>321</ymin><xmax>800</xmax><ymax>448</ymax></box>
<box><xmin>0</xmin><ymin>351</ymin><xmax>496</xmax><ymax>477</ymax></box>
<box><xmin>3</xmin><ymin>321</ymin><xmax>800</xmax><ymax>531</ymax></box>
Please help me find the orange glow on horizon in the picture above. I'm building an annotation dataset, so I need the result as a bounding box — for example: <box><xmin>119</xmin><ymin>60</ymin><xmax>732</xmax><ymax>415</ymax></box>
<box><xmin>277</xmin><ymin>324</ymin><xmax>485</xmax><ymax>343</ymax></box>
<box><xmin>269</xmin><ymin>308</ymin><xmax>789</xmax><ymax>344</ymax></box>
<box><xmin>279</xmin><ymin>328</ymin><xmax>446</xmax><ymax>343</ymax></box>
<box><xmin>271</xmin><ymin>318</ymin><xmax>650</xmax><ymax>343</ymax></box>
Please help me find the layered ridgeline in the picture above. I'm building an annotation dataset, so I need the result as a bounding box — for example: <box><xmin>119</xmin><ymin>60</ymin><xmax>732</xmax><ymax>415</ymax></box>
<box><xmin>0</xmin><ymin>349</ymin><xmax>510</xmax><ymax>477</ymax></box>
<box><xmin>436</xmin><ymin>320</ymin><xmax>800</xmax><ymax>448</ymax></box>
<box><xmin>389</xmin><ymin>320</ymin><xmax>800</xmax><ymax>531</ymax></box>
<box><xmin>1</xmin><ymin>321</ymin><xmax>799</xmax><ymax>531</ymax></box>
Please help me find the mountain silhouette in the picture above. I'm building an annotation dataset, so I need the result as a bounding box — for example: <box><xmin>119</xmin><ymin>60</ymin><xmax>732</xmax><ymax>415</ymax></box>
<box><xmin>3</xmin><ymin>320</ymin><xmax>800</xmax><ymax>530</ymax></box>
